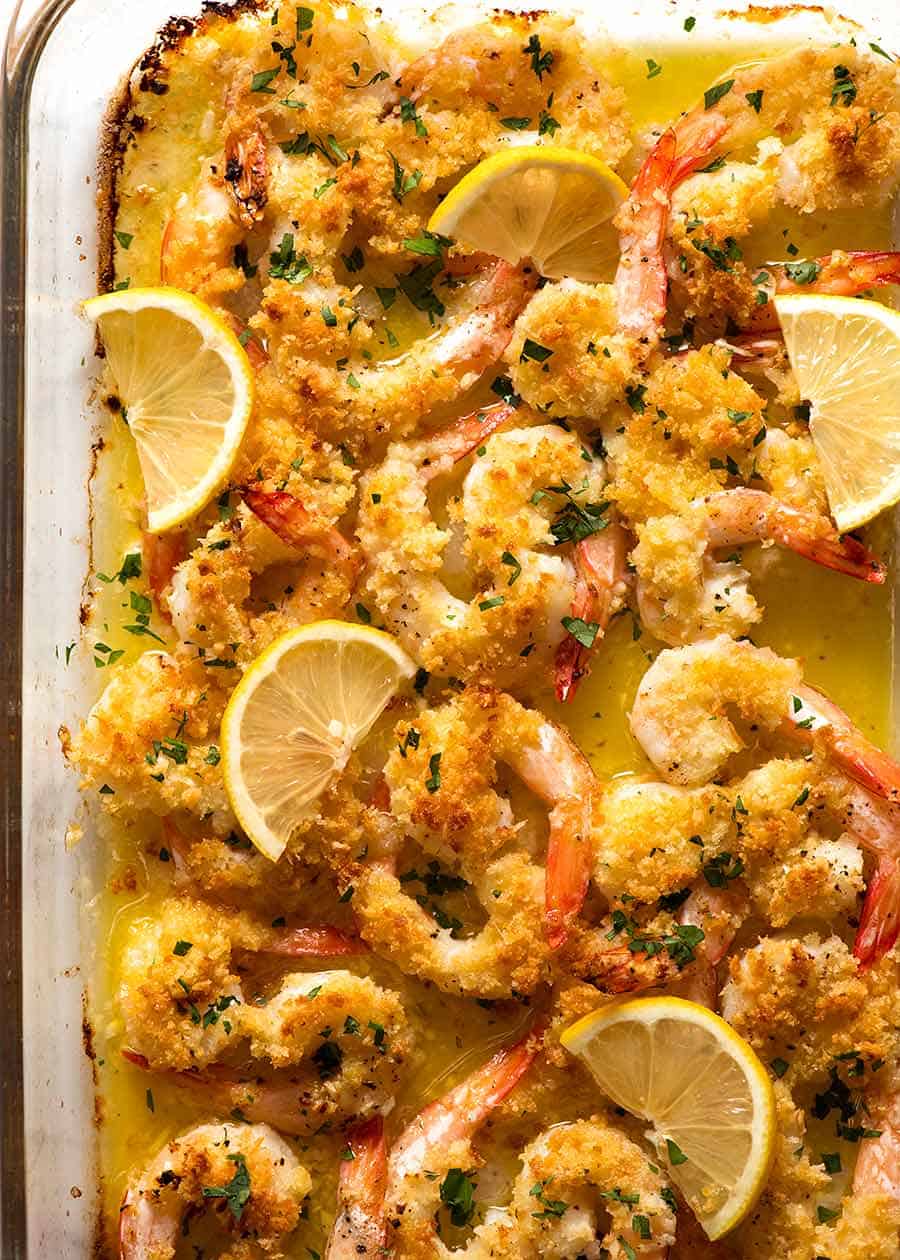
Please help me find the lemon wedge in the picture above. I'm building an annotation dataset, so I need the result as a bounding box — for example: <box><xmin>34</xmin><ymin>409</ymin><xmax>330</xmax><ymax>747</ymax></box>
<box><xmin>221</xmin><ymin>621</ymin><xmax>416</xmax><ymax>860</ymax></box>
<box><xmin>83</xmin><ymin>286</ymin><xmax>254</xmax><ymax>533</ymax></box>
<box><xmin>775</xmin><ymin>292</ymin><xmax>900</xmax><ymax>533</ymax></box>
<box><xmin>561</xmin><ymin>996</ymin><xmax>776</xmax><ymax>1240</ymax></box>
<box><xmin>428</xmin><ymin>146</ymin><xmax>627</xmax><ymax>282</ymax></box>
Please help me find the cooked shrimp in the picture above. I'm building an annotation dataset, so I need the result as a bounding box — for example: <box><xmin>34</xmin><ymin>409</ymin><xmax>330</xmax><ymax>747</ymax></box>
<box><xmin>119</xmin><ymin>1122</ymin><xmax>310</xmax><ymax>1260</ymax></box>
<box><xmin>160</xmin><ymin>816</ymin><xmax>338</xmax><ymax>916</ymax></box>
<box><xmin>352</xmin><ymin>687</ymin><xmax>598</xmax><ymax>989</ymax></box>
<box><xmin>505</xmin><ymin>108</ymin><xmax>724</xmax><ymax>419</ymax></box>
<box><xmin>392</xmin><ymin>686</ymin><xmax>600</xmax><ymax>951</ymax></box>
<box><xmin>555</xmin><ymin>523</ymin><xmax>630</xmax><ymax>702</ymax></box>
<box><xmin>629</xmin><ymin>636</ymin><xmax>900</xmax><ymax>800</ymax></box>
<box><xmin>165</xmin><ymin>496</ymin><xmax>357</xmax><ymax>661</ymax></box>
<box><xmin>256</xmin><ymin>256</ymin><xmax>536</xmax><ymax>452</ymax></box>
<box><xmin>666</xmin><ymin>45</ymin><xmax>900</xmax><ymax>324</ymax></box>
<box><xmin>66</xmin><ymin>649</ymin><xmax>234</xmax><ymax>830</ymax></box>
<box><xmin>124</xmin><ymin>967</ymin><xmax>410</xmax><ymax>1137</ymax></box>
<box><xmin>839</xmin><ymin>783</ymin><xmax>900</xmax><ymax>966</ymax></box>
<box><xmin>325</xmin><ymin>1116</ymin><xmax>388</xmax><ymax>1260</ymax></box>
<box><xmin>672</xmin><ymin>884</ymin><xmax>748</xmax><ymax>1009</ymax></box>
<box><xmin>385</xmin><ymin>1025</ymin><xmax>541</xmax><ymax>1257</ymax></box>
<box><xmin>117</xmin><ymin>896</ymin><xmax>365</xmax><ymax>1072</ymax></box>
<box><xmin>358</xmin><ymin>407</ymin><xmax>625</xmax><ymax>690</ymax></box>
<box><xmin>634</xmin><ymin>488</ymin><xmax>884</xmax><ymax>646</ymax></box>
<box><xmin>852</xmin><ymin>1064</ymin><xmax>900</xmax><ymax>1202</ymax></box>
<box><xmin>397</xmin><ymin>13</ymin><xmax>631</xmax><ymax>175</ymax></box>
<box><xmin>721</xmin><ymin>932</ymin><xmax>900</xmax><ymax>1086</ymax></box>
<box><xmin>481</xmin><ymin>1119</ymin><xmax>677</xmax><ymax>1259</ymax></box>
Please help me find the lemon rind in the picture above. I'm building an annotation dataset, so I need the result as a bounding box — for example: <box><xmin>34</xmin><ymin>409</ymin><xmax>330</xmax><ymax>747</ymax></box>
<box><xmin>221</xmin><ymin>622</ymin><xmax>416</xmax><ymax>861</ymax></box>
<box><xmin>561</xmin><ymin>996</ymin><xmax>776</xmax><ymax>1240</ymax></box>
<box><xmin>83</xmin><ymin>286</ymin><xmax>255</xmax><ymax>534</ymax></box>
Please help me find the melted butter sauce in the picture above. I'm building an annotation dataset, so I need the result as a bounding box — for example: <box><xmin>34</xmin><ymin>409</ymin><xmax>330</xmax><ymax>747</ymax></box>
<box><xmin>90</xmin><ymin>29</ymin><xmax>894</xmax><ymax>1256</ymax></box>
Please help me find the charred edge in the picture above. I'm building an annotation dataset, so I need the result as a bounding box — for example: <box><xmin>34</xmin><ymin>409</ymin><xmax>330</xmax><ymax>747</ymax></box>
<box><xmin>96</xmin><ymin>0</ymin><xmax>262</xmax><ymax>295</ymax></box>
<box><xmin>78</xmin><ymin>435</ymin><xmax>105</xmax><ymax>627</ymax></box>
<box><xmin>717</xmin><ymin>3</ymin><xmax>859</xmax><ymax>28</ymax></box>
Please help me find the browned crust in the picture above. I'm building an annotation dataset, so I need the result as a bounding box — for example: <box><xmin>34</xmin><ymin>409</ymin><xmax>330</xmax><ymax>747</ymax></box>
<box><xmin>717</xmin><ymin>1</ymin><xmax>864</xmax><ymax>31</ymax></box>
<box><xmin>95</xmin><ymin>0</ymin><xmax>265</xmax><ymax>296</ymax></box>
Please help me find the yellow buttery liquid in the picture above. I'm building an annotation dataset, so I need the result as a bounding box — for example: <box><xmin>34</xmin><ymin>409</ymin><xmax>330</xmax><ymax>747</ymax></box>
<box><xmin>88</xmin><ymin>32</ymin><xmax>894</xmax><ymax>1257</ymax></box>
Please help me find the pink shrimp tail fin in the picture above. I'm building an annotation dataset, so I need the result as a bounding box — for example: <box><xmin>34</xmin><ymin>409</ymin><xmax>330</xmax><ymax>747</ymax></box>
<box><xmin>244</xmin><ymin>487</ymin><xmax>361</xmax><ymax>584</ymax></box>
<box><xmin>854</xmin><ymin>855</ymin><xmax>900</xmax><ymax>967</ymax></box>
<box><xmin>389</xmin><ymin>1024</ymin><xmax>542</xmax><ymax>1176</ymax></box>
<box><xmin>262</xmin><ymin>925</ymin><xmax>369</xmax><ymax>957</ymax></box>
<box><xmin>670</xmin><ymin>112</ymin><xmax>730</xmax><ymax>184</ymax></box>
<box><xmin>615</xmin><ymin>129</ymin><xmax>677</xmax><ymax>335</ymax></box>
<box><xmin>423</xmin><ymin>402</ymin><xmax>517</xmax><ymax>477</ymax></box>
<box><xmin>778</xmin><ymin>250</ymin><xmax>900</xmax><ymax>296</ymax></box>
<box><xmin>327</xmin><ymin>1116</ymin><xmax>388</xmax><ymax>1260</ymax></box>
<box><xmin>795</xmin><ymin>685</ymin><xmax>900</xmax><ymax>803</ymax></box>
<box><xmin>555</xmin><ymin>524</ymin><xmax>629</xmax><ymax>704</ymax></box>
<box><xmin>545</xmin><ymin>819</ymin><xmax>592</xmax><ymax>951</ymax></box>
<box><xmin>455</xmin><ymin>1024</ymin><xmax>544</xmax><ymax>1127</ymax></box>
<box><xmin>769</xmin><ymin>514</ymin><xmax>886</xmax><ymax>585</ymax></box>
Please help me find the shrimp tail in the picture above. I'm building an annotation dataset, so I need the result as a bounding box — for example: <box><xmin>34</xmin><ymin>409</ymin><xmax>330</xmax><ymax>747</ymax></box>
<box><xmin>854</xmin><ymin>855</ymin><xmax>900</xmax><ymax>967</ymax></box>
<box><xmin>768</xmin><ymin>516</ymin><xmax>886</xmax><ymax>584</ymax></box>
<box><xmin>703</xmin><ymin>490</ymin><xmax>886</xmax><ymax>584</ymax></box>
<box><xmin>441</xmin><ymin>1024</ymin><xmax>543</xmax><ymax>1128</ymax></box>
<box><xmin>545</xmin><ymin>824</ymin><xmax>592</xmax><ymax>952</ymax></box>
<box><xmin>670</xmin><ymin>111</ymin><xmax>730</xmax><ymax>184</ymax></box>
<box><xmin>748</xmin><ymin>251</ymin><xmax>900</xmax><ymax>332</ymax></box>
<box><xmin>244</xmin><ymin>488</ymin><xmax>361</xmax><ymax>585</ymax></box>
<box><xmin>777</xmin><ymin>250</ymin><xmax>900</xmax><ymax>297</ymax></box>
<box><xmin>555</xmin><ymin>524</ymin><xmax>629</xmax><ymax>703</ymax></box>
<box><xmin>615</xmin><ymin>129</ymin><xmax>678</xmax><ymax>337</ymax></box>
<box><xmin>389</xmin><ymin>1024</ymin><xmax>542</xmax><ymax>1178</ymax></box>
<box><xmin>326</xmin><ymin>1116</ymin><xmax>388</xmax><ymax>1260</ymax></box>
<box><xmin>225</xmin><ymin>127</ymin><xmax>269</xmax><ymax>227</ymax></box>
<box><xmin>793</xmin><ymin>685</ymin><xmax>900</xmax><ymax>803</ymax></box>
<box><xmin>421</xmin><ymin>402</ymin><xmax>517</xmax><ymax>480</ymax></box>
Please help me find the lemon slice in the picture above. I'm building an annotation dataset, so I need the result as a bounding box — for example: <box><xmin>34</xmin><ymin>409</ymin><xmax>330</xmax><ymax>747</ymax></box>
<box><xmin>83</xmin><ymin>287</ymin><xmax>254</xmax><ymax>533</ymax></box>
<box><xmin>221</xmin><ymin>621</ymin><xmax>416</xmax><ymax>860</ymax></box>
<box><xmin>428</xmin><ymin>146</ymin><xmax>627</xmax><ymax>282</ymax></box>
<box><xmin>561</xmin><ymin>997</ymin><xmax>776</xmax><ymax>1240</ymax></box>
<box><xmin>775</xmin><ymin>292</ymin><xmax>900</xmax><ymax>533</ymax></box>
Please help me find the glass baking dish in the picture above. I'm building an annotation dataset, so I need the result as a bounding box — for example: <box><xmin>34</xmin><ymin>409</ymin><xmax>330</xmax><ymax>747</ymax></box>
<box><xmin>1</xmin><ymin>0</ymin><xmax>897</xmax><ymax>1255</ymax></box>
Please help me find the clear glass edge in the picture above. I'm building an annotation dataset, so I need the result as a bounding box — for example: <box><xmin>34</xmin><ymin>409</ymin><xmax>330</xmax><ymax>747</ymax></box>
<box><xmin>1</xmin><ymin>4</ymin><xmax>78</xmax><ymax>1257</ymax></box>
<box><xmin>1</xmin><ymin>0</ymin><xmax>898</xmax><ymax>1257</ymax></box>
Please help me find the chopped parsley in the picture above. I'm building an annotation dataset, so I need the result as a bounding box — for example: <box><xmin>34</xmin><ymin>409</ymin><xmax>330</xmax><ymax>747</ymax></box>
<box><xmin>501</xmin><ymin>551</ymin><xmax>522</xmax><ymax>585</ymax></box>
<box><xmin>524</xmin><ymin>34</ymin><xmax>554</xmax><ymax>80</ymax></box>
<box><xmin>399</xmin><ymin>95</ymin><xmax>428</xmax><ymax>137</ymax></box>
<box><xmin>561</xmin><ymin>616</ymin><xmax>599</xmax><ymax>648</ymax></box>
<box><xmin>425</xmin><ymin>752</ymin><xmax>442</xmax><ymax>793</ymax></box>
<box><xmin>704</xmin><ymin>79</ymin><xmax>734</xmax><ymax>110</ymax></box>
<box><xmin>529</xmin><ymin>1179</ymin><xmax>568</xmax><ymax>1219</ymax></box>
<box><xmin>250</xmin><ymin>67</ymin><xmax>280</xmax><ymax>94</ymax></box>
<box><xmin>202</xmin><ymin>1152</ymin><xmax>252</xmax><ymax>1221</ymax></box>
<box><xmin>389</xmin><ymin>152</ymin><xmax>423</xmax><ymax>203</ymax></box>
<box><xmin>783</xmin><ymin>259</ymin><xmax>821</xmax><ymax>286</ymax></box>
<box><xmin>404</xmin><ymin>230</ymin><xmax>452</xmax><ymax>257</ymax></box>
<box><xmin>440</xmin><ymin>1168</ymin><xmax>476</xmax><ymax>1227</ymax></box>
<box><xmin>830</xmin><ymin>64</ymin><xmax>857</xmax><ymax>107</ymax></box>
<box><xmin>269</xmin><ymin>233</ymin><xmax>311</xmax><ymax>283</ymax></box>
<box><xmin>520</xmin><ymin>338</ymin><xmax>553</xmax><ymax>364</ymax></box>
